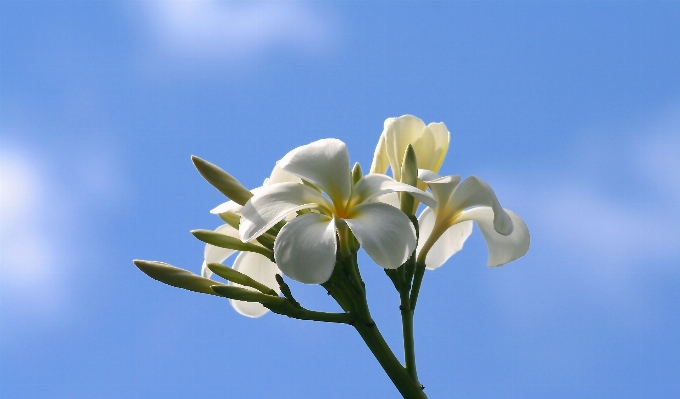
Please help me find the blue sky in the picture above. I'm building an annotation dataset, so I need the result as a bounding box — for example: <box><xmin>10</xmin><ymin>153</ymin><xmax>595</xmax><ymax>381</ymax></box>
<box><xmin>1</xmin><ymin>1</ymin><xmax>679</xmax><ymax>398</ymax></box>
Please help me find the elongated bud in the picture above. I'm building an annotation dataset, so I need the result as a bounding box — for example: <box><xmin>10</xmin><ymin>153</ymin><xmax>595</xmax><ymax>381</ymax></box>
<box><xmin>134</xmin><ymin>260</ymin><xmax>225</xmax><ymax>295</ymax></box>
<box><xmin>217</xmin><ymin>212</ymin><xmax>240</xmax><ymax>229</ymax></box>
<box><xmin>400</xmin><ymin>144</ymin><xmax>418</xmax><ymax>215</ymax></box>
<box><xmin>351</xmin><ymin>162</ymin><xmax>363</xmax><ymax>185</ymax></box>
<box><xmin>191</xmin><ymin>156</ymin><xmax>253</xmax><ymax>206</ymax></box>
<box><xmin>210</xmin><ymin>285</ymin><xmax>284</xmax><ymax>307</ymax></box>
<box><xmin>207</xmin><ymin>263</ymin><xmax>277</xmax><ymax>295</ymax></box>
<box><xmin>191</xmin><ymin>229</ymin><xmax>274</xmax><ymax>260</ymax></box>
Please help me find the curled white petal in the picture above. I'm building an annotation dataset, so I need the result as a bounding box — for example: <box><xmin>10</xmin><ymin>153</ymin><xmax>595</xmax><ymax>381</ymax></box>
<box><xmin>345</xmin><ymin>202</ymin><xmax>416</xmax><ymax>269</ymax></box>
<box><xmin>229</xmin><ymin>252</ymin><xmax>281</xmax><ymax>318</ymax></box>
<box><xmin>268</xmin><ymin>165</ymin><xmax>302</xmax><ymax>185</ymax></box>
<box><xmin>277</xmin><ymin>138</ymin><xmax>351</xmax><ymax>207</ymax></box>
<box><xmin>424</xmin><ymin>122</ymin><xmax>450</xmax><ymax>173</ymax></box>
<box><xmin>385</xmin><ymin>115</ymin><xmax>428</xmax><ymax>182</ymax></box>
<box><xmin>202</xmin><ymin>224</ymin><xmax>239</xmax><ymax>278</ymax></box>
<box><xmin>457</xmin><ymin>207</ymin><xmax>530</xmax><ymax>267</ymax></box>
<box><xmin>240</xmin><ymin>182</ymin><xmax>332</xmax><ymax>242</ymax></box>
<box><xmin>450</xmin><ymin>176</ymin><xmax>513</xmax><ymax>235</ymax></box>
<box><xmin>350</xmin><ymin>174</ymin><xmax>437</xmax><ymax>209</ymax></box>
<box><xmin>417</xmin><ymin>208</ymin><xmax>473</xmax><ymax>270</ymax></box>
<box><xmin>369</xmin><ymin>123</ymin><xmax>391</xmax><ymax>174</ymax></box>
<box><xmin>210</xmin><ymin>200</ymin><xmax>243</xmax><ymax>215</ymax></box>
<box><xmin>274</xmin><ymin>213</ymin><xmax>337</xmax><ymax>284</ymax></box>
<box><xmin>418</xmin><ymin>170</ymin><xmax>462</xmax><ymax>210</ymax></box>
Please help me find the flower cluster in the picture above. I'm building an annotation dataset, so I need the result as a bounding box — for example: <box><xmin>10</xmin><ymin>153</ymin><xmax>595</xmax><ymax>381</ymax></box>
<box><xmin>134</xmin><ymin>114</ymin><xmax>530</xmax><ymax>398</ymax></box>
<box><xmin>136</xmin><ymin>114</ymin><xmax>529</xmax><ymax>318</ymax></box>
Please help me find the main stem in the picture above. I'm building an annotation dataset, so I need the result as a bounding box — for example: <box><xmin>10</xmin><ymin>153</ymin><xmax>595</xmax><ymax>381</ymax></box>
<box><xmin>330</xmin><ymin>247</ymin><xmax>427</xmax><ymax>399</ymax></box>
<box><xmin>354</xmin><ymin>322</ymin><xmax>428</xmax><ymax>399</ymax></box>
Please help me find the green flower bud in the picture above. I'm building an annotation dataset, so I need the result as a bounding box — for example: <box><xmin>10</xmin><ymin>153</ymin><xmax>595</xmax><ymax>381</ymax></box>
<box><xmin>191</xmin><ymin>229</ymin><xmax>274</xmax><ymax>261</ymax></box>
<box><xmin>192</xmin><ymin>156</ymin><xmax>253</xmax><ymax>206</ymax></box>
<box><xmin>399</xmin><ymin>144</ymin><xmax>418</xmax><ymax>215</ymax></box>
<box><xmin>134</xmin><ymin>260</ymin><xmax>225</xmax><ymax>295</ymax></box>
<box><xmin>206</xmin><ymin>263</ymin><xmax>277</xmax><ymax>296</ymax></box>
<box><xmin>210</xmin><ymin>285</ymin><xmax>284</xmax><ymax>308</ymax></box>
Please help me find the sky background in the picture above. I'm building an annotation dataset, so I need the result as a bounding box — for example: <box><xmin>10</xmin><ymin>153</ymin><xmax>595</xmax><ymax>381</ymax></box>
<box><xmin>1</xmin><ymin>1</ymin><xmax>679</xmax><ymax>398</ymax></box>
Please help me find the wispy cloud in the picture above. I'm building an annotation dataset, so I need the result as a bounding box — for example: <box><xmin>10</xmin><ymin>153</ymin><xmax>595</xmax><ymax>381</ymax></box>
<box><xmin>141</xmin><ymin>1</ymin><xmax>338</xmax><ymax>63</ymax></box>
<box><xmin>537</xmin><ymin>106</ymin><xmax>680</xmax><ymax>269</ymax></box>
<box><xmin>0</xmin><ymin>140</ymin><xmax>127</xmax><ymax>320</ymax></box>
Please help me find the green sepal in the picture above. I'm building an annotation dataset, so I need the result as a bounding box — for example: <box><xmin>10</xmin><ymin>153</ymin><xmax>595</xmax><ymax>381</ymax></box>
<box><xmin>384</xmin><ymin>268</ymin><xmax>400</xmax><ymax>291</ymax></box>
<box><xmin>134</xmin><ymin>260</ymin><xmax>225</xmax><ymax>296</ymax></box>
<box><xmin>191</xmin><ymin>156</ymin><xmax>253</xmax><ymax>206</ymax></box>
<box><xmin>210</xmin><ymin>285</ymin><xmax>284</xmax><ymax>307</ymax></box>
<box><xmin>206</xmin><ymin>263</ymin><xmax>277</xmax><ymax>296</ymax></box>
<box><xmin>351</xmin><ymin>162</ymin><xmax>363</xmax><ymax>185</ymax></box>
<box><xmin>399</xmin><ymin>144</ymin><xmax>418</xmax><ymax>215</ymax></box>
<box><xmin>217</xmin><ymin>212</ymin><xmax>240</xmax><ymax>229</ymax></box>
<box><xmin>191</xmin><ymin>229</ymin><xmax>274</xmax><ymax>260</ymax></box>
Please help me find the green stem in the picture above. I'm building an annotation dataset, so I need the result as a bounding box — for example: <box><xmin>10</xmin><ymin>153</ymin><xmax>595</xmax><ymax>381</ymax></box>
<box><xmin>401</xmin><ymin>305</ymin><xmax>418</xmax><ymax>383</ymax></box>
<box><xmin>354</xmin><ymin>321</ymin><xmax>427</xmax><ymax>399</ymax></box>
<box><xmin>399</xmin><ymin>264</ymin><xmax>418</xmax><ymax>382</ymax></box>
<box><xmin>409</xmin><ymin>261</ymin><xmax>426</xmax><ymax>310</ymax></box>
<box><xmin>271</xmin><ymin>305</ymin><xmax>354</xmax><ymax>324</ymax></box>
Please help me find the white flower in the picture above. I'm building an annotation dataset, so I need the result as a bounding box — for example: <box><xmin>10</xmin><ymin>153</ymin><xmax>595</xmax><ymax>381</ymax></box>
<box><xmin>201</xmin><ymin>166</ymin><xmax>298</xmax><ymax>318</ymax></box>
<box><xmin>416</xmin><ymin>170</ymin><xmax>530</xmax><ymax>269</ymax></box>
<box><xmin>239</xmin><ymin>138</ymin><xmax>437</xmax><ymax>284</ymax></box>
<box><xmin>370</xmin><ymin>115</ymin><xmax>450</xmax><ymax>181</ymax></box>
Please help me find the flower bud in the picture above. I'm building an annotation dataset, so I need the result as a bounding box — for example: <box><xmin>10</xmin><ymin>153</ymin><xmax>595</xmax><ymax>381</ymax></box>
<box><xmin>210</xmin><ymin>285</ymin><xmax>285</xmax><ymax>308</ymax></box>
<box><xmin>192</xmin><ymin>156</ymin><xmax>253</xmax><ymax>206</ymax></box>
<box><xmin>207</xmin><ymin>263</ymin><xmax>277</xmax><ymax>295</ymax></box>
<box><xmin>191</xmin><ymin>229</ymin><xmax>274</xmax><ymax>260</ymax></box>
<box><xmin>134</xmin><ymin>260</ymin><xmax>225</xmax><ymax>295</ymax></box>
<box><xmin>399</xmin><ymin>144</ymin><xmax>418</xmax><ymax>215</ymax></box>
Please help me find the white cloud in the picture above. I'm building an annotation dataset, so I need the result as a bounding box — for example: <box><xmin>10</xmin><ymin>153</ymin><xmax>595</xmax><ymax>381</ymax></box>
<box><xmin>0</xmin><ymin>150</ymin><xmax>65</xmax><ymax>313</ymax></box>
<box><xmin>0</xmin><ymin>143</ymin><xmax>127</xmax><ymax>318</ymax></box>
<box><xmin>142</xmin><ymin>1</ymin><xmax>337</xmax><ymax>62</ymax></box>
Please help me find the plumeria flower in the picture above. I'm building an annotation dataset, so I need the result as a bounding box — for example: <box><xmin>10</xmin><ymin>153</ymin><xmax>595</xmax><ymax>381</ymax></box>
<box><xmin>201</xmin><ymin>166</ymin><xmax>298</xmax><ymax>318</ymax></box>
<box><xmin>416</xmin><ymin>170</ymin><xmax>530</xmax><ymax>269</ymax></box>
<box><xmin>370</xmin><ymin>115</ymin><xmax>450</xmax><ymax>207</ymax></box>
<box><xmin>239</xmin><ymin>138</ymin><xmax>438</xmax><ymax>284</ymax></box>
<box><xmin>370</xmin><ymin>115</ymin><xmax>450</xmax><ymax>181</ymax></box>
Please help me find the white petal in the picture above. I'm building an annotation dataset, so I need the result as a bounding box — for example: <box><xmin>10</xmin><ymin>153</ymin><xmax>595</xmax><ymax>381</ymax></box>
<box><xmin>202</xmin><ymin>224</ymin><xmax>239</xmax><ymax>278</ymax></box>
<box><xmin>369</xmin><ymin>126</ymin><xmax>390</xmax><ymax>175</ymax></box>
<box><xmin>370</xmin><ymin>192</ymin><xmax>400</xmax><ymax>208</ymax></box>
<box><xmin>273</xmin><ymin>213</ymin><xmax>337</xmax><ymax>284</ymax></box>
<box><xmin>268</xmin><ymin>165</ymin><xmax>302</xmax><ymax>185</ymax></box>
<box><xmin>210</xmin><ymin>200</ymin><xmax>243</xmax><ymax>215</ymax></box>
<box><xmin>385</xmin><ymin>115</ymin><xmax>427</xmax><ymax>182</ymax></box>
<box><xmin>229</xmin><ymin>252</ymin><xmax>282</xmax><ymax>318</ymax></box>
<box><xmin>450</xmin><ymin>177</ymin><xmax>513</xmax><ymax>235</ymax></box>
<box><xmin>416</xmin><ymin>208</ymin><xmax>473</xmax><ymax>270</ymax></box>
<box><xmin>418</xmin><ymin>170</ymin><xmax>461</xmax><ymax>210</ymax></box>
<box><xmin>240</xmin><ymin>182</ymin><xmax>332</xmax><ymax>242</ymax></box>
<box><xmin>210</xmin><ymin>186</ymin><xmax>268</xmax><ymax>215</ymax></box>
<box><xmin>425</xmin><ymin>122</ymin><xmax>450</xmax><ymax>173</ymax></box>
<box><xmin>276</xmin><ymin>138</ymin><xmax>351</xmax><ymax>207</ymax></box>
<box><xmin>349</xmin><ymin>174</ymin><xmax>437</xmax><ymax>209</ymax></box>
<box><xmin>457</xmin><ymin>207</ymin><xmax>530</xmax><ymax>267</ymax></box>
<box><xmin>345</xmin><ymin>202</ymin><xmax>416</xmax><ymax>269</ymax></box>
